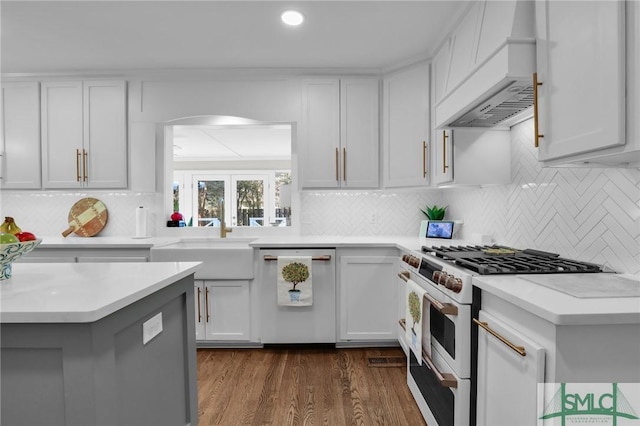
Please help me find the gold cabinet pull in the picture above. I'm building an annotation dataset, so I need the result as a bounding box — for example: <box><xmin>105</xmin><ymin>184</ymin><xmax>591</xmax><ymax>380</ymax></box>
<box><xmin>473</xmin><ymin>318</ymin><xmax>526</xmax><ymax>357</ymax></box>
<box><xmin>533</xmin><ymin>72</ymin><xmax>544</xmax><ymax>148</ymax></box>
<box><xmin>205</xmin><ymin>287</ymin><xmax>210</xmax><ymax>322</ymax></box>
<box><xmin>335</xmin><ymin>147</ymin><xmax>339</xmax><ymax>182</ymax></box>
<box><xmin>82</xmin><ymin>149</ymin><xmax>88</xmax><ymax>181</ymax></box>
<box><xmin>76</xmin><ymin>149</ymin><xmax>81</xmax><ymax>182</ymax></box>
<box><xmin>197</xmin><ymin>287</ymin><xmax>202</xmax><ymax>323</ymax></box>
<box><xmin>422</xmin><ymin>349</ymin><xmax>458</xmax><ymax>388</ymax></box>
<box><xmin>422</xmin><ymin>141</ymin><xmax>428</xmax><ymax>178</ymax></box>
<box><xmin>424</xmin><ymin>292</ymin><xmax>458</xmax><ymax>316</ymax></box>
<box><xmin>442</xmin><ymin>130</ymin><xmax>449</xmax><ymax>173</ymax></box>
<box><xmin>342</xmin><ymin>147</ymin><xmax>347</xmax><ymax>182</ymax></box>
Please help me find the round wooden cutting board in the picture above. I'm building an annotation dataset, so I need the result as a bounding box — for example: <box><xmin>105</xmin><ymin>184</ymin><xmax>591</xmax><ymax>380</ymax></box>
<box><xmin>62</xmin><ymin>198</ymin><xmax>109</xmax><ymax>237</ymax></box>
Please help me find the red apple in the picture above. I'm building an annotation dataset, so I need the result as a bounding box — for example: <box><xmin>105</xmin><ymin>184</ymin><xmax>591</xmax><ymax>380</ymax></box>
<box><xmin>15</xmin><ymin>231</ymin><xmax>37</xmax><ymax>242</ymax></box>
<box><xmin>171</xmin><ymin>212</ymin><xmax>184</xmax><ymax>221</ymax></box>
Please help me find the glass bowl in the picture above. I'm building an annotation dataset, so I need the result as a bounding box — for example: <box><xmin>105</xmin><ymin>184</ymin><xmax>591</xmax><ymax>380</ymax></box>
<box><xmin>1</xmin><ymin>238</ymin><xmax>42</xmax><ymax>280</ymax></box>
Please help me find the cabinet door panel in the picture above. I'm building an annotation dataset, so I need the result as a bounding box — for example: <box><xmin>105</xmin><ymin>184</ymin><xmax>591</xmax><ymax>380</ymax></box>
<box><xmin>1</xmin><ymin>82</ymin><xmax>41</xmax><ymax>189</ymax></box>
<box><xmin>340</xmin><ymin>79</ymin><xmax>379</xmax><ymax>188</ymax></box>
<box><xmin>84</xmin><ymin>81</ymin><xmax>127</xmax><ymax>188</ymax></box>
<box><xmin>301</xmin><ymin>79</ymin><xmax>340</xmax><ymax>188</ymax></box>
<box><xmin>204</xmin><ymin>281</ymin><xmax>250</xmax><ymax>341</ymax></box>
<box><xmin>476</xmin><ymin>310</ymin><xmax>545</xmax><ymax>426</ymax></box>
<box><xmin>339</xmin><ymin>256</ymin><xmax>396</xmax><ymax>341</ymax></box>
<box><xmin>536</xmin><ymin>0</ymin><xmax>625</xmax><ymax>161</ymax></box>
<box><xmin>383</xmin><ymin>63</ymin><xmax>430</xmax><ymax>187</ymax></box>
<box><xmin>41</xmin><ymin>81</ymin><xmax>84</xmax><ymax>188</ymax></box>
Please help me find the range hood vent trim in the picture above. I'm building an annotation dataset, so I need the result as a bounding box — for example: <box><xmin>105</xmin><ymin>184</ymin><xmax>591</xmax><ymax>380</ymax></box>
<box><xmin>447</xmin><ymin>80</ymin><xmax>534</xmax><ymax>128</ymax></box>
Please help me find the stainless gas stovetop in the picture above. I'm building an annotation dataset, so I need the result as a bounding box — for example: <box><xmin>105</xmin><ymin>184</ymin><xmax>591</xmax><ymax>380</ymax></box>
<box><xmin>421</xmin><ymin>245</ymin><xmax>603</xmax><ymax>275</ymax></box>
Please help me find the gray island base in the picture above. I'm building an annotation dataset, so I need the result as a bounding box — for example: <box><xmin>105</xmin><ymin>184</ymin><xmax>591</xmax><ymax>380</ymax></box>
<box><xmin>0</xmin><ymin>262</ymin><xmax>200</xmax><ymax>426</ymax></box>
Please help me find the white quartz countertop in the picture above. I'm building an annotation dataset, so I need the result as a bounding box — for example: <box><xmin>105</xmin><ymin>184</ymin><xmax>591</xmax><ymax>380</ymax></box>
<box><xmin>473</xmin><ymin>273</ymin><xmax>640</xmax><ymax>325</ymax></box>
<box><xmin>34</xmin><ymin>235</ymin><xmax>468</xmax><ymax>252</ymax></box>
<box><xmin>0</xmin><ymin>262</ymin><xmax>201</xmax><ymax>323</ymax></box>
<box><xmin>250</xmin><ymin>236</ymin><xmax>470</xmax><ymax>252</ymax></box>
<box><xmin>37</xmin><ymin>236</ymin><xmax>178</xmax><ymax>249</ymax></box>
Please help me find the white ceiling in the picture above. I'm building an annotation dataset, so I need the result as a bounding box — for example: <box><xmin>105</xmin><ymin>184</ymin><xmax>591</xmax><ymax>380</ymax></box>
<box><xmin>0</xmin><ymin>1</ymin><xmax>469</xmax><ymax>73</ymax></box>
<box><xmin>172</xmin><ymin>124</ymin><xmax>291</xmax><ymax>161</ymax></box>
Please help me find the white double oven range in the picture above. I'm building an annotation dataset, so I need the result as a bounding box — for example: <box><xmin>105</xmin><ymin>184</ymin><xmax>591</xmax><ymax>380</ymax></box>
<box><xmin>398</xmin><ymin>244</ymin><xmax>603</xmax><ymax>426</ymax></box>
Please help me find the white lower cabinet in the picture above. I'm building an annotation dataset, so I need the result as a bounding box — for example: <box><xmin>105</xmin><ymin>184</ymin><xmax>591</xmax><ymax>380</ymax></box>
<box><xmin>194</xmin><ymin>280</ymin><xmax>250</xmax><ymax>342</ymax></box>
<box><xmin>476</xmin><ymin>289</ymin><xmax>640</xmax><ymax>426</ymax></box>
<box><xmin>337</xmin><ymin>249</ymin><xmax>398</xmax><ymax>342</ymax></box>
<box><xmin>475</xmin><ymin>310</ymin><xmax>545</xmax><ymax>426</ymax></box>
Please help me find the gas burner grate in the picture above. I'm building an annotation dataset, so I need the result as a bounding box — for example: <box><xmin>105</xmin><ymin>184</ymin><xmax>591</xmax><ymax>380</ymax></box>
<box><xmin>421</xmin><ymin>245</ymin><xmax>602</xmax><ymax>275</ymax></box>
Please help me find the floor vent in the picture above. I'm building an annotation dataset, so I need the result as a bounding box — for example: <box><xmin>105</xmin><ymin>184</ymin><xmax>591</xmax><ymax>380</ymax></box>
<box><xmin>366</xmin><ymin>356</ymin><xmax>406</xmax><ymax>368</ymax></box>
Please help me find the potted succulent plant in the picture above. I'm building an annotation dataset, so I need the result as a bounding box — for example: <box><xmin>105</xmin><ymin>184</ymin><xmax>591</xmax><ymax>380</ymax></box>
<box><xmin>421</xmin><ymin>204</ymin><xmax>448</xmax><ymax>221</ymax></box>
<box><xmin>281</xmin><ymin>262</ymin><xmax>309</xmax><ymax>302</ymax></box>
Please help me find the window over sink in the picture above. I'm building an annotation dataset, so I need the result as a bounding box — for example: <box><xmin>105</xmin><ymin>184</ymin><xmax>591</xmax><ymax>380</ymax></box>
<box><xmin>163</xmin><ymin>116</ymin><xmax>296</xmax><ymax>232</ymax></box>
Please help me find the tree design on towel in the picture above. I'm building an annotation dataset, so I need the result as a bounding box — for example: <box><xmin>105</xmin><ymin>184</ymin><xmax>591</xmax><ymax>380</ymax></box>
<box><xmin>408</xmin><ymin>291</ymin><xmax>421</xmax><ymax>336</ymax></box>
<box><xmin>282</xmin><ymin>262</ymin><xmax>309</xmax><ymax>292</ymax></box>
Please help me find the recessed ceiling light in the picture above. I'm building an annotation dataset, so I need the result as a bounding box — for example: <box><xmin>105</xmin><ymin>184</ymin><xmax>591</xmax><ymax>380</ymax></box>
<box><xmin>281</xmin><ymin>10</ymin><xmax>304</xmax><ymax>26</ymax></box>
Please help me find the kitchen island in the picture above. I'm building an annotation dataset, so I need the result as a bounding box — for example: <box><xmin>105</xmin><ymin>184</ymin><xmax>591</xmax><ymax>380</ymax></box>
<box><xmin>0</xmin><ymin>261</ymin><xmax>201</xmax><ymax>426</ymax></box>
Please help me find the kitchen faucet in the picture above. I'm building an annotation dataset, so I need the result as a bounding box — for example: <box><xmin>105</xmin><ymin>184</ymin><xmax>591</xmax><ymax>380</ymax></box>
<box><xmin>219</xmin><ymin>198</ymin><xmax>232</xmax><ymax>238</ymax></box>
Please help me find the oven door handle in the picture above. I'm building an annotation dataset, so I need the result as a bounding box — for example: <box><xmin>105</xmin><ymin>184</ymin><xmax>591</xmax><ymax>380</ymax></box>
<box><xmin>423</xmin><ymin>292</ymin><xmax>458</xmax><ymax>316</ymax></box>
<box><xmin>422</xmin><ymin>349</ymin><xmax>458</xmax><ymax>389</ymax></box>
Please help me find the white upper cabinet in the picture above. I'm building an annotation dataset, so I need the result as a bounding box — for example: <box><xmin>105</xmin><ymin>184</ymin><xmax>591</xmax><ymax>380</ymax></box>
<box><xmin>1</xmin><ymin>82</ymin><xmax>41</xmax><ymax>189</ymax></box>
<box><xmin>300</xmin><ymin>78</ymin><xmax>379</xmax><ymax>189</ymax></box>
<box><xmin>433</xmin><ymin>127</ymin><xmax>511</xmax><ymax>186</ymax></box>
<box><xmin>383</xmin><ymin>61</ymin><xmax>430</xmax><ymax>187</ymax></box>
<box><xmin>42</xmin><ymin>80</ymin><xmax>127</xmax><ymax>189</ymax></box>
<box><xmin>535</xmin><ymin>0</ymin><xmax>626</xmax><ymax>163</ymax></box>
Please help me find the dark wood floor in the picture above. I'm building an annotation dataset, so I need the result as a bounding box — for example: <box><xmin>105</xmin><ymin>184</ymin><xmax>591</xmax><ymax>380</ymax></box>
<box><xmin>196</xmin><ymin>345</ymin><xmax>427</xmax><ymax>426</ymax></box>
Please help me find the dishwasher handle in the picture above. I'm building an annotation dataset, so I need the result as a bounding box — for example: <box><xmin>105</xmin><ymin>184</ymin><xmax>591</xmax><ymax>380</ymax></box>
<box><xmin>263</xmin><ymin>255</ymin><xmax>332</xmax><ymax>261</ymax></box>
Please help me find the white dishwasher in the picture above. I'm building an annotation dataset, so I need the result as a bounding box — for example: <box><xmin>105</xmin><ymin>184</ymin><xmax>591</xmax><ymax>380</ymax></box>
<box><xmin>259</xmin><ymin>248</ymin><xmax>336</xmax><ymax>343</ymax></box>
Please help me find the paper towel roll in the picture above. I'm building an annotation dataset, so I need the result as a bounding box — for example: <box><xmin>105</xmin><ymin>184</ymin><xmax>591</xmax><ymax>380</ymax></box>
<box><xmin>135</xmin><ymin>206</ymin><xmax>147</xmax><ymax>237</ymax></box>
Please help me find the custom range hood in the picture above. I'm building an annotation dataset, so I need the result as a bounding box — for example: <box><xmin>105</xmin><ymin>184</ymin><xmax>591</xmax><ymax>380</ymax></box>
<box><xmin>434</xmin><ymin>0</ymin><xmax>536</xmax><ymax>129</ymax></box>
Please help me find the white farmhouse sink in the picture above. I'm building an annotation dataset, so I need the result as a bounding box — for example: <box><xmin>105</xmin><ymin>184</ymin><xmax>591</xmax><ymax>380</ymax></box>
<box><xmin>150</xmin><ymin>238</ymin><xmax>255</xmax><ymax>279</ymax></box>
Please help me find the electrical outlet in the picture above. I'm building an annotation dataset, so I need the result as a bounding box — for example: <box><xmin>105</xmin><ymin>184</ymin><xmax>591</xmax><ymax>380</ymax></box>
<box><xmin>370</xmin><ymin>212</ymin><xmax>378</xmax><ymax>224</ymax></box>
<box><xmin>142</xmin><ymin>312</ymin><xmax>163</xmax><ymax>345</ymax></box>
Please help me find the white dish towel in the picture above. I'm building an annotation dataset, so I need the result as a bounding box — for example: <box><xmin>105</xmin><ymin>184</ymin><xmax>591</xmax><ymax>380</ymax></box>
<box><xmin>406</xmin><ymin>279</ymin><xmax>429</xmax><ymax>365</ymax></box>
<box><xmin>277</xmin><ymin>256</ymin><xmax>313</xmax><ymax>306</ymax></box>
